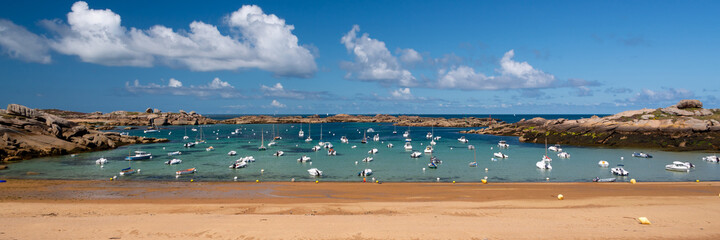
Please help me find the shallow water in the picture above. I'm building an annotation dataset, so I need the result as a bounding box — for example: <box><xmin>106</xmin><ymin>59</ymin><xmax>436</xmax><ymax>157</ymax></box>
<box><xmin>1</xmin><ymin>122</ymin><xmax>718</xmax><ymax>182</ymax></box>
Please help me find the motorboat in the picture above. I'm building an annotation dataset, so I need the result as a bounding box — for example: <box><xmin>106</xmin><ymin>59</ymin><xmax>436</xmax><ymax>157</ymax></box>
<box><xmin>387</xmin><ymin>143</ymin><xmax>394</xmax><ymax>148</ymax></box>
<box><xmin>368</xmin><ymin>148</ymin><xmax>379</xmax><ymax>154</ymax></box>
<box><xmin>424</xmin><ymin>146</ymin><xmax>434</xmax><ymax>154</ymax></box>
<box><xmin>430</xmin><ymin>156</ymin><xmax>442</xmax><ymax>164</ymax></box>
<box><xmin>125</xmin><ymin>151</ymin><xmax>152</xmax><ymax>161</ymax></box>
<box><xmin>327</xmin><ymin>149</ymin><xmax>337</xmax><ymax>156</ymax></box>
<box><xmin>598</xmin><ymin>160</ymin><xmax>609</xmax><ymax>167</ymax></box>
<box><xmin>119</xmin><ymin>167</ymin><xmax>137</xmax><ymax>176</ymax></box>
<box><xmin>324</xmin><ymin>142</ymin><xmax>333</xmax><ymax>149</ymax></box>
<box><xmin>468</xmin><ymin>161</ymin><xmax>478</xmax><ymax>167</ymax></box>
<box><xmin>665</xmin><ymin>161</ymin><xmax>693</xmax><ymax>172</ymax></box>
<box><xmin>366</xmin><ymin>128</ymin><xmax>375</xmax><ymax>133</ymax></box>
<box><xmin>165</xmin><ymin>159</ymin><xmax>182</xmax><ymax>165</ymax></box>
<box><xmin>632</xmin><ymin>152</ymin><xmax>652</xmax><ymax>158</ymax></box>
<box><xmin>273</xmin><ymin>150</ymin><xmax>284</xmax><ymax>156</ymax></box>
<box><xmin>467</xmin><ymin>145</ymin><xmax>474</xmax><ymax>150</ymax></box>
<box><xmin>373</xmin><ymin>134</ymin><xmax>380</xmax><ymax>142</ymax></box>
<box><xmin>703</xmin><ymin>155</ymin><xmax>719</xmax><ymax>163</ymax></box>
<box><xmin>312</xmin><ymin>145</ymin><xmax>321</xmax><ymax>151</ymax></box>
<box><xmin>351</xmin><ymin>145</ymin><xmax>357</xmax><ymax>149</ymax></box>
<box><xmin>542</xmin><ymin>155</ymin><xmax>553</xmax><ymax>162</ymax></box>
<box><xmin>426</xmin><ymin>132</ymin><xmax>433</xmax><ymax>139</ymax></box>
<box><xmin>240</xmin><ymin>156</ymin><xmax>256</xmax><ymax>162</ymax></box>
<box><xmin>143</xmin><ymin>129</ymin><xmax>159</xmax><ymax>133</ymax></box>
<box><xmin>206</xmin><ymin>146</ymin><xmax>214</xmax><ymax>151</ymax></box>
<box><xmin>430</xmin><ymin>140</ymin><xmax>437</xmax><ymax>146</ymax></box>
<box><xmin>191</xmin><ymin>128</ymin><xmax>197</xmax><ymax>132</ymax></box>
<box><xmin>168</xmin><ymin>151</ymin><xmax>182</xmax><ymax>156</ymax></box>
<box><xmin>229</xmin><ymin>161</ymin><xmax>247</xmax><ymax>169</ymax></box>
<box><xmin>427</xmin><ymin>162</ymin><xmax>438</xmax><ymax>169</ymax></box>
<box><xmin>340</xmin><ymin>136</ymin><xmax>349</xmax><ymax>143</ymax></box>
<box><xmin>182</xmin><ymin>135</ymin><xmax>189</xmax><ymax>140</ymax></box>
<box><xmin>298</xmin><ymin>155</ymin><xmax>312</xmax><ymax>162</ymax></box>
<box><xmin>95</xmin><ymin>157</ymin><xmax>108</xmax><ymax>165</ymax></box>
<box><xmin>268</xmin><ymin>141</ymin><xmax>277</xmax><ymax>147</ymax></box>
<box><xmin>393</xmin><ymin>125</ymin><xmax>397</xmax><ymax>134</ymax></box>
<box><xmin>176</xmin><ymin>168</ymin><xmax>197</xmax><ymax>175</ymax></box>
<box><xmin>433</xmin><ymin>136</ymin><xmax>441</xmax><ymax>141</ymax></box>
<box><xmin>410</xmin><ymin>151</ymin><xmax>422</xmax><ymax>158</ymax></box>
<box><xmin>404</xmin><ymin>142</ymin><xmax>413</xmax><ymax>150</ymax></box>
<box><xmin>298</xmin><ymin>123</ymin><xmax>304</xmax><ymax>138</ymax></box>
<box><xmin>362</xmin><ymin>156</ymin><xmax>373</xmax><ymax>162</ymax></box>
<box><xmin>184</xmin><ymin>142</ymin><xmax>195</xmax><ymax>148</ymax></box>
<box><xmin>493</xmin><ymin>152</ymin><xmax>508</xmax><ymax>159</ymax></box>
<box><xmin>457</xmin><ymin>136</ymin><xmax>469</xmax><ymax>143</ymax></box>
<box><xmin>120</xmin><ymin>132</ymin><xmax>129</xmax><ymax>136</ymax></box>
<box><xmin>592</xmin><ymin>177</ymin><xmax>616</xmax><ymax>182</ymax></box>
<box><xmin>358</xmin><ymin>169</ymin><xmax>373</xmax><ymax>176</ymax></box>
<box><xmin>548</xmin><ymin>144</ymin><xmax>562</xmax><ymax>152</ymax></box>
<box><xmin>308</xmin><ymin>168</ymin><xmax>323</xmax><ymax>176</ymax></box>
<box><xmin>403</xmin><ymin>131</ymin><xmax>410</xmax><ymax>138</ymax></box>
<box><xmin>610</xmin><ymin>164</ymin><xmax>629</xmax><ymax>176</ymax></box>
<box><xmin>536</xmin><ymin>160</ymin><xmax>552</xmax><ymax>170</ymax></box>
<box><xmin>228</xmin><ymin>151</ymin><xmax>237</xmax><ymax>156</ymax></box>
<box><xmin>498</xmin><ymin>140</ymin><xmax>509</xmax><ymax>148</ymax></box>
<box><xmin>557</xmin><ymin>152</ymin><xmax>570</xmax><ymax>158</ymax></box>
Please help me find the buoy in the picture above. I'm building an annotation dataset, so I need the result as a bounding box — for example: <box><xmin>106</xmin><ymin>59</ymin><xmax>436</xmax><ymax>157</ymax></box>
<box><xmin>233</xmin><ymin>176</ymin><xmax>238</xmax><ymax>181</ymax></box>
<box><xmin>621</xmin><ymin>157</ymin><xmax>624</xmax><ymax>160</ymax></box>
<box><xmin>557</xmin><ymin>194</ymin><xmax>564</xmax><ymax>200</ymax></box>
<box><xmin>436</xmin><ymin>177</ymin><xmax>440</xmax><ymax>182</ymax></box>
<box><xmin>546</xmin><ymin>177</ymin><xmax>550</xmax><ymax>181</ymax></box>
<box><xmin>261</xmin><ymin>169</ymin><xmax>265</xmax><ymax>173</ymax></box>
<box><xmin>630</xmin><ymin>179</ymin><xmax>637</xmax><ymax>184</ymax></box>
<box><xmin>637</xmin><ymin>217</ymin><xmax>651</xmax><ymax>225</ymax></box>
<box><xmin>110</xmin><ymin>177</ymin><xmax>113</xmax><ymax>181</ymax></box>
<box><xmin>696</xmin><ymin>179</ymin><xmax>700</xmax><ymax>182</ymax></box>
<box><xmin>372</xmin><ymin>177</ymin><xmax>376</xmax><ymax>182</ymax></box>
<box><xmin>175</xmin><ymin>175</ymin><xmax>179</xmax><ymax>179</ymax></box>
<box><xmin>355</xmin><ymin>161</ymin><xmax>358</xmax><ymax>165</ymax></box>
<box><xmin>481</xmin><ymin>179</ymin><xmax>487</xmax><ymax>184</ymax></box>
<box><xmin>363</xmin><ymin>177</ymin><xmax>366</xmax><ymax>183</ymax></box>
<box><xmin>190</xmin><ymin>179</ymin><xmax>194</xmax><ymax>182</ymax></box>
<box><xmin>485</xmin><ymin>168</ymin><xmax>488</xmax><ymax>172</ymax></box>
<box><xmin>422</xmin><ymin>168</ymin><xmax>426</xmax><ymax>171</ymax></box>
<box><xmin>256</xmin><ymin>179</ymin><xmax>259</xmax><ymax>183</ymax></box>
<box><xmin>291</xmin><ymin>178</ymin><xmax>295</xmax><ymax>182</ymax></box>
<box><xmin>315</xmin><ymin>180</ymin><xmax>319</xmax><ymax>184</ymax></box>
<box><xmin>453</xmin><ymin>181</ymin><xmax>456</xmax><ymax>184</ymax></box>
<box><xmin>376</xmin><ymin>180</ymin><xmax>379</xmax><ymax>183</ymax></box>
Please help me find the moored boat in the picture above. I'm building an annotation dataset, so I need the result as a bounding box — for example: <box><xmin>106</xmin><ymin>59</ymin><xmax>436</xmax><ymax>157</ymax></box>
<box><xmin>493</xmin><ymin>152</ymin><xmax>508</xmax><ymax>159</ymax></box>
<box><xmin>410</xmin><ymin>151</ymin><xmax>422</xmax><ymax>158</ymax></box>
<box><xmin>175</xmin><ymin>168</ymin><xmax>197</xmax><ymax>175</ymax></box>
<box><xmin>632</xmin><ymin>152</ymin><xmax>652</xmax><ymax>158</ymax></box>
<box><xmin>610</xmin><ymin>164</ymin><xmax>629</xmax><ymax>176</ymax></box>
<box><xmin>358</xmin><ymin>169</ymin><xmax>373</xmax><ymax>176</ymax></box>
<box><xmin>165</xmin><ymin>159</ymin><xmax>182</xmax><ymax>165</ymax></box>
<box><xmin>119</xmin><ymin>167</ymin><xmax>137</xmax><ymax>176</ymax></box>
<box><xmin>125</xmin><ymin>151</ymin><xmax>152</xmax><ymax>161</ymax></box>
<box><xmin>298</xmin><ymin>155</ymin><xmax>312</xmax><ymax>162</ymax></box>
<box><xmin>308</xmin><ymin>168</ymin><xmax>323</xmax><ymax>176</ymax></box>
<box><xmin>598</xmin><ymin>160</ymin><xmax>609</xmax><ymax>167</ymax></box>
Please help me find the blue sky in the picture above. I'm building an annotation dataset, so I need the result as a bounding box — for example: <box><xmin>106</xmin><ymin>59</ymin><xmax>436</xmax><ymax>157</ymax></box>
<box><xmin>1</xmin><ymin>0</ymin><xmax>718</xmax><ymax>114</ymax></box>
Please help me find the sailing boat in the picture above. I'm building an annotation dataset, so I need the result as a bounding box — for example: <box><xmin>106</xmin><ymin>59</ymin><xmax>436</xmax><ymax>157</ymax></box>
<box><xmin>426</xmin><ymin>125</ymin><xmax>433</xmax><ymax>139</ymax></box>
<box><xmin>403</xmin><ymin>126</ymin><xmax>410</xmax><ymax>138</ymax></box>
<box><xmin>430</xmin><ymin>125</ymin><xmax>436</xmax><ymax>145</ymax></box>
<box><xmin>305</xmin><ymin>123</ymin><xmax>313</xmax><ymax>142</ymax></box>
<box><xmin>144</xmin><ymin>122</ymin><xmax>159</xmax><ymax>133</ymax></box>
<box><xmin>298</xmin><ymin>123</ymin><xmax>305</xmax><ymax>138</ymax></box>
<box><xmin>273</xmin><ymin>124</ymin><xmax>282</xmax><ymax>140</ymax></box>
<box><xmin>361</xmin><ymin>130</ymin><xmax>367</xmax><ymax>144</ymax></box>
<box><xmin>537</xmin><ymin>138</ymin><xmax>552</xmax><ymax>169</ymax></box>
<box><xmin>393</xmin><ymin>125</ymin><xmax>397</xmax><ymax>134</ymax></box>
<box><xmin>183</xmin><ymin>126</ymin><xmax>189</xmax><ymax>140</ymax></box>
<box><xmin>194</xmin><ymin>126</ymin><xmax>206</xmax><ymax>144</ymax></box>
<box><xmin>318</xmin><ymin>124</ymin><xmax>324</xmax><ymax>146</ymax></box>
<box><xmin>469</xmin><ymin>146</ymin><xmax>478</xmax><ymax>167</ymax></box>
<box><xmin>259</xmin><ymin>129</ymin><xmax>267</xmax><ymax>151</ymax></box>
<box><xmin>268</xmin><ymin>125</ymin><xmax>277</xmax><ymax>147</ymax></box>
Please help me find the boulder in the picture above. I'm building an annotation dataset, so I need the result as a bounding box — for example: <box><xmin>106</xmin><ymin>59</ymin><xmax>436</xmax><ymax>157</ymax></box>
<box><xmin>145</xmin><ymin>108</ymin><xmax>153</xmax><ymax>113</ymax></box>
<box><xmin>676</xmin><ymin>99</ymin><xmax>702</xmax><ymax>109</ymax></box>
<box><xmin>7</xmin><ymin>104</ymin><xmax>38</xmax><ymax>118</ymax></box>
<box><xmin>179</xmin><ymin>110</ymin><xmax>187</xmax><ymax>115</ymax></box>
<box><xmin>153</xmin><ymin>108</ymin><xmax>161</xmax><ymax>114</ymax></box>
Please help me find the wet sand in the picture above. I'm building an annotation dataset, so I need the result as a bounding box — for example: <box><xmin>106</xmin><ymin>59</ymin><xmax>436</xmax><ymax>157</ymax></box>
<box><xmin>1</xmin><ymin>179</ymin><xmax>720</xmax><ymax>239</ymax></box>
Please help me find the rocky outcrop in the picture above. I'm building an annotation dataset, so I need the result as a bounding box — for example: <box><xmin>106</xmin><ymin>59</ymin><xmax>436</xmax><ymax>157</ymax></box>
<box><xmin>463</xmin><ymin>100</ymin><xmax>720</xmax><ymax>151</ymax></box>
<box><xmin>220</xmin><ymin>114</ymin><xmax>498</xmax><ymax>128</ymax></box>
<box><xmin>49</xmin><ymin>108</ymin><xmax>216</xmax><ymax>127</ymax></box>
<box><xmin>1</xmin><ymin>104</ymin><xmax>168</xmax><ymax>163</ymax></box>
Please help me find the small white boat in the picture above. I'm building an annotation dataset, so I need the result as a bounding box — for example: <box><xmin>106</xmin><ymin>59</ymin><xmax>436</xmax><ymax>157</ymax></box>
<box><xmin>457</xmin><ymin>136</ymin><xmax>469</xmax><ymax>143</ymax></box>
<box><xmin>362</xmin><ymin>156</ymin><xmax>373</xmax><ymax>162</ymax></box>
<box><xmin>120</xmin><ymin>132</ymin><xmax>129</xmax><ymax>136</ymax></box>
<box><xmin>410</xmin><ymin>151</ymin><xmax>422</xmax><ymax>158</ymax></box>
<box><xmin>403</xmin><ymin>131</ymin><xmax>410</xmax><ymax>138</ymax></box>
<box><xmin>175</xmin><ymin>168</ymin><xmax>196</xmax><ymax>175</ymax></box>
<box><xmin>308</xmin><ymin>168</ymin><xmax>323</xmax><ymax>176</ymax></box>
<box><xmin>598</xmin><ymin>160</ymin><xmax>609</xmax><ymax>167</ymax></box>
<box><xmin>191</xmin><ymin>128</ymin><xmax>198</xmax><ymax>132</ymax></box>
<box><xmin>311</xmin><ymin>146</ymin><xmax>321</xmax><ymax>151</ymax></box>
<box><xmin>548</xmin><ymin>144</ymin><xmax>562</xmax><ymax>152</ymax></box>
<box><xmin>702</xmin><ymin>155</ymin><xmax>719</xmax><ymax>163</ymax></box>
<box><xmin>632</xmin><ymin>152</ymin><xmax>652</xmax><ymax>158</ymax></box>
<box><xmin>125</xmin><ymin>151</ymin><xmax>152</xmax><ymax>161</ymax></box>
<box><xmin>182</xmin><ymin>136</ymin><xmax>189</xmax><ymax>140</ymax></box>
<box><xmin>206</xmin><ymin>146</ymin><xmax>214</xmax><ymax>151</ymax></box>
<box><xmin>426</xmin><ymin>132</ymin><xmax>433</xmax><ymax>139</ymax></box>
<box><xmin>273</xmin><ymin>150</ymin><xmax>284</xmax><ymax>156</ymax></box>
<box><xmin>167</xmin><ymin>151</ymin><xmax>182</xmax><ymax>156</ymax></box>
<box><xmin>424</xmin><ymin>146</ymin><xmax>434</xmax><ymax>153</ymax></box>
<box><xmin>593</xmin><ymin>177</ymin><xmax>616</xmax><ymax>182</ymax></box>
<box><xmin>536</xmin><ymin>160</ymin><xmax>552</xmax><ymax>170</ymax></box>
<box><xmin>184</xmin><ymin>142</ymin><xmax>195</xmax><ymax>148</ymax></box>
<box><xmin>498</xmin><ymin>140</ymin><xmax>509</xmax><ymax>148</ymax></box>
<box><xmin>165</xmin><ymin>159</ymin><xmax>182</xmax><ymax>165</ymax></box>
<box><xmin>351</xmin><ymin>145</ymin><xmax>357</xmax><ymax>149</ymax></box>
<box><xmin>366</xmin><ymin>128</ymin><xmax>375</xmax><ymax>133</ymax></box>
<box><xmin>368</xmin><ymin>148</ymin><xmax>379</xmax><ymax>154</ymax></box>
<box><xmin>298</xmin><ymin>155</ymin><xmax>312</xmax><ymax>162</ymax></box>
<box><xmin>240</xmin><ymin>156</ymin><xmax>256</xmax><ymax>162</ymax></box>
<box><xmin>358</xmin><ymin>169</ymin><xmax>373</xmax><ymax>176</ymax></box>
<box><xmin>305</xmin><ymin>137</ymin><xmax>313</xmax><ymax>142</ymax></box>
<box><xmin>467</xmin><ymin>145</ymin><xmax>475</xmax><ymax>150</ymax></box>
<box><xmin>228</xmin><ymin>151</ymin><xmax>237</xmax><ymax>156</ymax></box>
<box><xmin>493</xmin><ymin>152</ymin><xmax>508</xmax><ymax>159</ymax></box>
<box><xmin>433</xmin><ymin>136</ymin><xmax>441</xmax><ymax>141</ymax></box>
<box><xmin>430</xmin><ymin>140</ymin><xmax>437</xmax><ymax>146</ymax></box>
<box><xmin>557</xmin><ymin>152</ymin><xmax>570</xmax><ymax>158</ymax></box>
<box><xmin>143</xmin><ymin>129</ymin><xmax>159</xmax><ymax>133</ymax></box>
<box><xmin>665</xmin><ymin>161</ymin><xmax>693</xmax><ymax>172</ymax></box>
<box><xmin>387</xmin><ymin>143</ymin><xmax>394</xmax><ymax>148</ymax></box>
<box><xmin>324</xmin><ymin>142</ymin><xmax>334</xmax><ymax>149</ymax></box>
<box><xmin>95</xmin><ymin>157</ymin><xmax>108</xmax><ymax>165</ymax></box>
<box><xmin>404</xmin><ymin>142</ymin><xmax>413</xmax><ymax>150</ymax></box>
<box><xmin>268</xmin><ymin>141</ymin><xmax>277</xmax><ymax>147</ymax></box>
<box><xmin>327</xmin><ymin>149</ymin><xmax>337</xmax><ymax>156</ymax></box>
<box><xmin>610</xmin><ymin>165</ymin><xmax>629</xmax><ymax>176</ymax></box>
<box><xmin>468</xmin><ymin>161</ymin><xmax>477</xmax><ymax>167</ymax></box>
<box><xmin>373</xmin><ymin>134</ymin><xmax>380</xmax><ymax>141</ymax></box>
<box><xmin>229</xmin><ymin>161</ymin><xmax>247</xmax><ymax>169</ymax></box>
<box><xmin>340</xmin><ymin>136</ymin><xmax>348</xmax><ymax>143</ymax></box>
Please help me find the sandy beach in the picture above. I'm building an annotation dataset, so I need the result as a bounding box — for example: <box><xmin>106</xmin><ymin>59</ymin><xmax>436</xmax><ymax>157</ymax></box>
<box><xmin>0</xmin><ymin>180</ymin><xmax>719</xmax><ymax>239</ymax></box>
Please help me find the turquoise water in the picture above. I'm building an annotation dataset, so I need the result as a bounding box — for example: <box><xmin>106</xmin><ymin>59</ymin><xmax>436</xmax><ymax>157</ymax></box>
<box><xmin>1</xmin><ymin>122</ymin><xmax>718</xmax><ymax>182</ymax></box>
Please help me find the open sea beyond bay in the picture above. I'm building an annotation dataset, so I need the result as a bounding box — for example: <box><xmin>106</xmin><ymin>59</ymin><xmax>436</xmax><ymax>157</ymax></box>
<box><xmin>2</xmin><ymin>115</ymin><xmax>719</xmax><ymax>182</ymax></box>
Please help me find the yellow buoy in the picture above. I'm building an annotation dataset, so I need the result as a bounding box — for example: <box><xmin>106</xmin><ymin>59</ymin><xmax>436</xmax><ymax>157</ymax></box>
<box><xmin>696</xmin><ymin>180</ymin><xmax>700</xmax><ymax>182</ymax></box>
<box><xmin>637</xmin><ymin>217</ymin><xmax>651</xmax><ymax>225</ymax></box>
<box><xmin>375</xmin><ymin>180</ymin><xmax>379</xmax><ymax>183</ymax></box>
<box><xmin>453</xmin><ymin>181</ymin><xmax>456</xmax><ymax>184</ymax></box>
<box><xmin>190</xmin><ymin>179</ymin><xmax>194</xmax><ymax>182</ymax></box>
<box><xmin>630</xmin><ymin>179</ymin><xmax>636</xmax><ymax>184</ymax></box>
<box><xmin>256</xmin><ymin>179</ymin><xmax>259</xmax><ymax>183</ymax></box>
<box><xmin>481</xmin><ymin>179</ymin><xmax>487</xmax><ymax>184</ymax></box>
<box><xmin>557</xmin><ymin>194</ymin><xmax>564</xmax><ymax>200</ymax></box>
<box><xmin>315</xmin><ymin>180</ymin><xmax>319</xmax><ymax>184</ymax></box>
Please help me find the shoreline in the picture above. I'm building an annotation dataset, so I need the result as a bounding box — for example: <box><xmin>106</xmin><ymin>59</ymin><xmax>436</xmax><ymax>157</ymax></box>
<box><xmin>2</xmin><ymin>179</ymin><xmax>720</xmax><ymax>239</ymax></box>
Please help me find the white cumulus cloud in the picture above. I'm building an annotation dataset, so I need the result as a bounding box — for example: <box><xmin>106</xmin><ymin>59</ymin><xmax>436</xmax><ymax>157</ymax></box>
<box><xmin>260</xmin><ymin>82</ymin><xmax>330</xmax><ymax>100</ymax></box>
<box><xmin>437</xmin><ymin>50</ymin><xmax>556</xmax><ymax>90</ymax></box>
<box><xmin>340</xmin><ymin>25</ymin><xmax>416</xmax><ymax>87</ymax></box>
<box><xmin>125</xmin><ymin>77</ymin><xmax>242</xmax><ymax>98</ymax></box>
<box><xmin>42</xmin><ymin>1</ymin><xmax>316</xmax><ymax>77</ymax></box>
<box><xmin>270</xmin><ymin>99</ymin><xmax>286</xmax><ymax>108</ymax></box>
<box><xmin>398</xmin><ymin>48</ymin><xmax>422</xmax><ymax>64</ymax></box>
<box><xmin>390</xmin><ymin>88</ymin><xmax>415</xmax><ymax>100</ymax></box>
<box><xmin>0</xmin><ymin>19</ymin><xmax>51</xmax><ymax>63</ymax></box>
